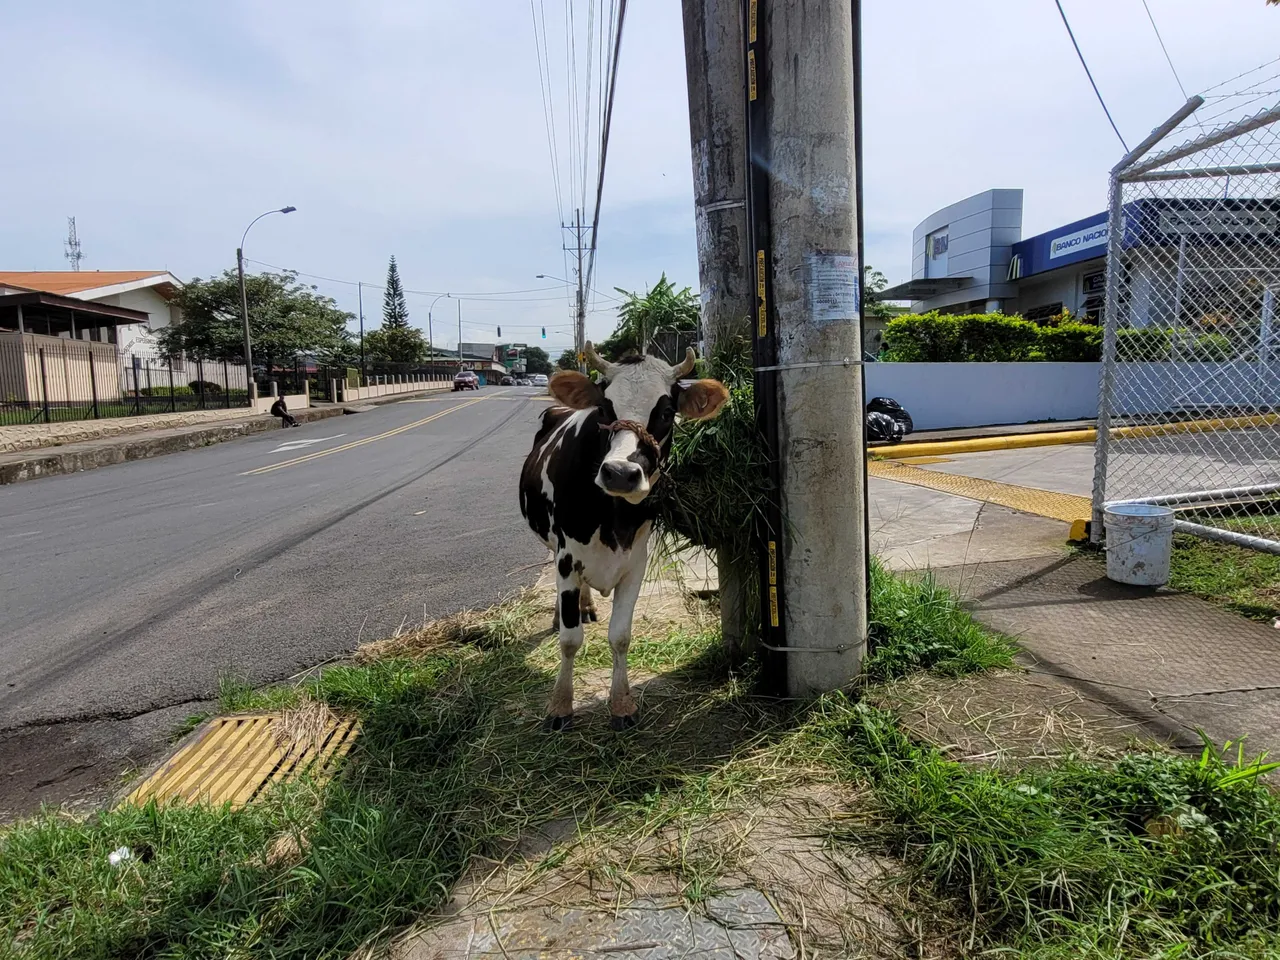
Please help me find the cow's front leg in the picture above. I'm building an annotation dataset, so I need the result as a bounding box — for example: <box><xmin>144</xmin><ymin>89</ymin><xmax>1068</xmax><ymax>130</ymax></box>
<box><xmin>607</xmin><ymin>563</ymin><xmax>644</xmax><ymax>731</ymax></box>
<box><xmin>544</xmin><ymin>556</ymin><xmax>583</xmax><ymax>731</ymax></box>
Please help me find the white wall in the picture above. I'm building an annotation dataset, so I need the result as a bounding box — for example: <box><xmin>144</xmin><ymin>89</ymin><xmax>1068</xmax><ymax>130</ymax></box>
<box><xmin>94</xmin><ymin>288</ymin><xmax>176</xmax><ymax>330</ymax></box>
<box><xmin>865</xmin><ymin>362</ymin><xmax>1099</xmax><ymax>430</ymax></box>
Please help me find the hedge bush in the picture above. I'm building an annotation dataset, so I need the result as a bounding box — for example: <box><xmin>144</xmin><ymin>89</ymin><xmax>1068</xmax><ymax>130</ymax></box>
<box><xmin>1036</xmin><ymin>322</ymin><xmax>1103</xmax><ymax>361</ymax></box>
<box><xmin>882</xmin><ymin>313</ymin><xmax>1041</xmax><ymax>362</ymax></box>
<box><xmin>883</xmin><ymin>313</ymin><xmax>1241</xmax><ymax>363</ymax></box>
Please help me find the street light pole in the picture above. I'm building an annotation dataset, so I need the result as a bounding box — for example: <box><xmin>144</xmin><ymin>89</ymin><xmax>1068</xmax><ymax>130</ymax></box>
<box><xmin>358</xmin><ymin>281</ymin><xmax>366</xmax><ymax>385</ymax></box>
<box><xmin>428</xmin><ymin>292</ymin><xmax>449</xmax><ymax>379</ymax></box>
<box><xmin>237</xmin><ymin>206</ymin><xmax>296</xmax><ymax>400</ymax></box>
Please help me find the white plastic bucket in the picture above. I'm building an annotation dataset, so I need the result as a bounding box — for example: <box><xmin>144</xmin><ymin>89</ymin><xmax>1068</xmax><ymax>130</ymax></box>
<box><xmin>1103</xmin><ymin>503</ymin><xmax>1176</xmax><ymax>586</ymax></box>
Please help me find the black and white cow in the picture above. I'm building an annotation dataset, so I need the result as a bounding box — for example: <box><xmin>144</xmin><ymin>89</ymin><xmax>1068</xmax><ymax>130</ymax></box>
<box><xmin>519</xmin><ymin>342</ymin><xmax>728</xmax><ymax>731</ymax></box>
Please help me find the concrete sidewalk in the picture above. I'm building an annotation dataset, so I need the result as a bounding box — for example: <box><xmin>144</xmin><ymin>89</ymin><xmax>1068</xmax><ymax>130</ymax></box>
<box><xmin>0</xmin><ymin>405</ymin><xmax>345</xmax><ymax>484</ymax></box>
<box><xmin>0</xmin><ymin>386</ymin><xmax>450</xmax><ymax>485</ymax></box>
<box><xmin>870</xmin><ymin>458</ymin><xmax>1280</xmax><ymax>759</ymax></box>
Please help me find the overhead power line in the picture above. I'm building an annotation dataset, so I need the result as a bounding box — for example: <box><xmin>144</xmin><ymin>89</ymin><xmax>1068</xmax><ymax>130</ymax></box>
<box><xmin>1052</xmin><ymin>0</ymin><xmax>1129</xmax><ymax>151</ymax></box>
<box><xmin>243</xmin><ymin>258</ymin><xmax>623</xmax><ymax>305</ymax></box>
<box><xmin>1140</xmin><ymin>0</ymin><xmax>1189</xmax><ymax>101</ymax></box>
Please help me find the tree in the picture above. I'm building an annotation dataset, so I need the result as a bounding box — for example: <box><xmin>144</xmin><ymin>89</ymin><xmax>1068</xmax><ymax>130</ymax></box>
<box><xmin>382</xmin><ymin>256</ymin><xmax>410</xmax><ymax>330</ymax></box>
<box><xmin>161</xmin><ymin>268</ymin><xmax>353</xmax><ymax>369</ymax></box>
<box><xmin>863</xmin><ymin>264</ymin><xmax>895</xmax><ymax>323</ymax></box>
<box><xmin>523</xmin><ymin>345</ymin><xmax>553</xmax><ymax>375</ymax></box>
<box><xmin>597</xmin><ymin>273</ymin><xmax>700</xmax><ymax>360</ymax></box>
<box><xmin>364</xmin><ymin>325</ymin><xmax>428</xmax><ymax>363</ymax></box>
<box><xmin>556</xmin><ymin>348</ymin><xmax>579</xmax><ymax>370</ymax></box>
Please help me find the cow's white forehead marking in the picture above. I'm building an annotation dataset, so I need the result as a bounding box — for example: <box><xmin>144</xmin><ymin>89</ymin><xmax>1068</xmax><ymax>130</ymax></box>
<box><xmin>602</xmin><ymin>358</ymin><xmax>671</xmax><ymax>425</ymax></box>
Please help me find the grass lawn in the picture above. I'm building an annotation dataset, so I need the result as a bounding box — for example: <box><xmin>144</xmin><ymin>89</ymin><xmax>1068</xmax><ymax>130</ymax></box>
<box><xmin>1169</xmin><ymin>530</ymin><xmax>1280</xmax><ymax>621</ymax></box>
<box><xmin>4</xmin><ymin>562</ymin><xmax>1280</xmax><ymax>958</ymax></box>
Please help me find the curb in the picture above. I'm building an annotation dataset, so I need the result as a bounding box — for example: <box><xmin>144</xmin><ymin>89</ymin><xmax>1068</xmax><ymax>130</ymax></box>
<box><xmin>0</xmin><ymin>407</ymin><xmax>346</xmax><ymax>486</ymax></box>
<box><xmin>871</xmin><ymin>428</ymin><xmax>1095</xmax><ymax>459</ymax></box>
<box><xmin>871</xmin><ymin>412</ymin><xmax>1279</xmax><ymax>460</ymax></box>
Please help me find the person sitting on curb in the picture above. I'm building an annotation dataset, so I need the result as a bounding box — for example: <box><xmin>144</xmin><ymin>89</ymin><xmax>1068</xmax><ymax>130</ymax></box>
<box><xmin>270</xmin><ymin>396</ymin><xmax>300</xmax><ymax>428</ymax></box>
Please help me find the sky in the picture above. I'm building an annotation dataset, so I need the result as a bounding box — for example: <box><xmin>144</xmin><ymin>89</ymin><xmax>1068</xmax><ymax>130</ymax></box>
<box><xmin>2</xmin><ymin>1</ymin><xmax>1278</xmax><ymax>354</ymax></box>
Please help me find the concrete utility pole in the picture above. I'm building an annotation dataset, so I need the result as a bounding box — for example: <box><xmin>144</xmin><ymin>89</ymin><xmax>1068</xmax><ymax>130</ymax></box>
<box><xmin>765</xmin><ymin>0</ymin><xmax>867</xmax><ymax>694</ymax></box>
<box><xmin>681</xmin><ymin>0</ymin><xmax>755</xmax><ymax>657</ymax></box>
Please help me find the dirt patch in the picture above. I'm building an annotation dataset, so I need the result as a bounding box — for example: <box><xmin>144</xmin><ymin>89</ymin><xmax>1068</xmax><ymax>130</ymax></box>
<box><xmin>868</xmin><ymin>668</ymin><xmax>1151</xmax><ymax>768</ymax></box>
<box><xmin>394</xmin><ymin>784</ymin><xmax>927</xmax><ymax>960</ymax></box>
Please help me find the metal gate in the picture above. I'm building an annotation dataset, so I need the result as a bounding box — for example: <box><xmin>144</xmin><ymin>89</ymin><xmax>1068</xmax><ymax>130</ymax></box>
<box><xmin>1092</xmin><ymin>68</ymin><xmax>1280</xmax><ymax>554</ymax></box>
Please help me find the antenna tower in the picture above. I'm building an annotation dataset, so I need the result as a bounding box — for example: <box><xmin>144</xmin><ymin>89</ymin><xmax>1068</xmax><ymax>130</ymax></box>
<box><xmin>64</xmin><ymin>217</ymin><xmax>84</xmax><ymax>271</ymax></box>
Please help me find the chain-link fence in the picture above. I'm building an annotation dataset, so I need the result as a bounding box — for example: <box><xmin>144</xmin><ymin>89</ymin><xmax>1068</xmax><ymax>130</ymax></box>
<box><xmin>1092</xmin><ymin>69</ymin><xmax>1280</xmax><ymax>553</ymax></box>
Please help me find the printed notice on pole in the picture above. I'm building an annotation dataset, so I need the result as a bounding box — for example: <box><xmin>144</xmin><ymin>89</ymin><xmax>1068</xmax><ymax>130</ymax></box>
<box><xmin>805</xmin><ymin>252</ymin><xmax>859</xmax><ymax>325</ymax></box>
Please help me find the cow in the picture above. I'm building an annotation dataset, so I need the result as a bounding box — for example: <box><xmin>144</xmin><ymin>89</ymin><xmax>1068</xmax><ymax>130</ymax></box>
<box><xmin>519</xmin><ymin>342</ymin><xmax>729</xmax><ymax>731</ymax></box>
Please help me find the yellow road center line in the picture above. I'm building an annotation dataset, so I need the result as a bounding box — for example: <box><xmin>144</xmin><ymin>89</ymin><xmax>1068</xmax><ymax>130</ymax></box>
<box><xmin>867</xmin><ymin>459</ymin><xmax>1091</xmax><ymax>524</ymax></box>
<box><xmin>243</xmin><ymin>396</ymin><xmax>487</xmax><ymax>475</ymax></box>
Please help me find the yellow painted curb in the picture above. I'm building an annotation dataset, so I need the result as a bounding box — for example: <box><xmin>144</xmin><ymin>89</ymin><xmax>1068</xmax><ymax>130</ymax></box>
<box><xmin>871</xmin><ymin>412</ymin><xmax>1280</xmax><ymax>461</ymax></box>
<box><xmin>871</xmin><ymin>429</ymin><xmax>1094</xmax><ymax>459</ymax></box>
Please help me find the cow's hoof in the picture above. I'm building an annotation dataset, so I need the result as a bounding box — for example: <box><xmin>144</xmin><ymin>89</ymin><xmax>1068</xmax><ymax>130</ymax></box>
<box><xmin>543</xmin><ymin>714</ymin><xmax>573</xmax><ymax>732</ymax></box>
<box><xmin>583</xmin><ymin>608</ymin><xmax>598</xmax><ymax>623</ymax></box>
<box><xmin>609</xmin><ymin>712</ymin><xmax>640</xmax><ymax>731</ymax></box>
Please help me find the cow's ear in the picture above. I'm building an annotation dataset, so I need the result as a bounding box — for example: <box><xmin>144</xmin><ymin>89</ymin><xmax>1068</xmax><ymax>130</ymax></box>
<box><xmin>676</xmin><ymin>379</ymin><xmax>730</xmax><ymax>420</ymax></box>
<box><xmin>549</xmin><ymin>371</ymin><xmax>605</xmax><ymax>409</ymax></box>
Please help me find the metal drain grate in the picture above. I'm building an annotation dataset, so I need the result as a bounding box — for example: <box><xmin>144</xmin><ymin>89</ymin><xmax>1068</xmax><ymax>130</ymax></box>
<box><xmin>125</xmin><ymin>712</ymin><xmax>360</xmax><ymax>809</ymax></box>
<box><xmin>868</xmin><ymin>459</ymin><xmax>1091</xmax><ymax>524</ymax></box>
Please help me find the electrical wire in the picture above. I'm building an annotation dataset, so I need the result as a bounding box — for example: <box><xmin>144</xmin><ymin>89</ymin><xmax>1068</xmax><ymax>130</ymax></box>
<box><xmin>1140</xmin><ymin>0</ymin><xmax>1189</xmax><ymax>101</ymax></box>
<box><xmin>582</xmin><ymin>0</ymin><xmax>626</xmax><ymax>296</ymax></box>
<box><xmin>1052</xmin><ymin>0</ymin><xmax>1129</xmax><ymax>151</ymax></box>
<box><xmin>243</xmin><ymin>258</ymin><xmax>623</xmax><ymax>304</ymax></box>
<box><xmin>529</xmin><ymin>0</ymin><xmax>565</xmax><ymax>223</ymax></box>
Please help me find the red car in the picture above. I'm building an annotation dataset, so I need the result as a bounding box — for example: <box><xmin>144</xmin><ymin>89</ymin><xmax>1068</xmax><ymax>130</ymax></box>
<box><xmin>452</xmin><ymin>371</ymin><xmax>480</xmax><ymax>391</ymax></box>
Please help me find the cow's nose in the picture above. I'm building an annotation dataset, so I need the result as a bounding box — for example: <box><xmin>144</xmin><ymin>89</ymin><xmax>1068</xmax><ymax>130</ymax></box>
<box><xmin>600</xmin><ymin>460</ymin><xmax>643</xmax><ymax>492</ymax></box>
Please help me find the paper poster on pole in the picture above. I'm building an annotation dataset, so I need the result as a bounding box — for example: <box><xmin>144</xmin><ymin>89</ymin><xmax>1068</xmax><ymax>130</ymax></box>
<box><xmin>805</xmin><ymin>253</ymin><xmax>860</xmax><ymax>325</ymax></box>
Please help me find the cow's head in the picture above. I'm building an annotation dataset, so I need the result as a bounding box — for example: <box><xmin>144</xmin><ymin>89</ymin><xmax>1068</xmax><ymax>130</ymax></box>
<box><xmin>549</xmin><ymin>342</ymin><xmax>729</xmax><ymax>502</ymax></box>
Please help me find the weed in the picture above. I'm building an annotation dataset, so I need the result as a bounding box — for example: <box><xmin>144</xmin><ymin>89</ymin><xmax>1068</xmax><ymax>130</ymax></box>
<box><xmin>865</xmin><ymin>557</ymin><xmax>1016</xmax><ymax>681</ymax></box>
<box><xmin>1169</xmin><ymin>532</ymin><xmax>1280</xmax><ymax>622</ymax></box>
<box><xmin>835</xmin><ymin>702</ymin><xmax>1280</xmax><ymax>957</ymax></box>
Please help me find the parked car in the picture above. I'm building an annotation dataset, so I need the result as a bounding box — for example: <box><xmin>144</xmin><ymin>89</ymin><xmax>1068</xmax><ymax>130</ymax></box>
<box><xmin>500</xmin><ymin>375</ymin><xmax>514</xmax><ymax>386</ymax></box>
<box><xmin>453</xmin><ymin>371</ymin><xmax>480</xmax><ymax>391</ymax></box>
<box><xmin>517</xmin><ymin>377</ymin><xmax>532</xmax><ymax>386</ymax></box>
<box><xmin>530</xmin><ymin>373</ymin><xmax>549</xmax><ymax>387</ymax></box>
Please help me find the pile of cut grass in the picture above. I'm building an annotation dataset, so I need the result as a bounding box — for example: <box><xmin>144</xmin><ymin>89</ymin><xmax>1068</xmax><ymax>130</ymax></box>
<box><xmin>834</xmin><ymin>701</ymin><xmax>1280</xmax><ymax>958</ymax></box>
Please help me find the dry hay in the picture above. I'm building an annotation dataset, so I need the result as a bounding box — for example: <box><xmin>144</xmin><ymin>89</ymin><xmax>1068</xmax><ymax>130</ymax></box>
<box><xmin>393</xmin><ymin>784</ymin><xmax>939</xmax><ymax>960</ymax></box>
<box><xmin>354</xmin><ymin>589</ymin><xmax>552</xmax><ymax>663</ymax></box>
<box><xmin>273</xmin><ymin>696</ymin><xmax>340</xmax><ymax>755</ymax></box>
<box><xmin>867</xmin><ymin>669</ymin><xmax>1151</xmax><ymax>768</ymax></box>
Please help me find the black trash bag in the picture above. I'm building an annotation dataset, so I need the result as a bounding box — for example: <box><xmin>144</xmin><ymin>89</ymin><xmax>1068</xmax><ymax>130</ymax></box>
<box><xmin>867</xmin><ymin>396</ymin><xmax>914</xmax><ymax>435</ymax></box>
<box><xmin>866</xmin><ymin>410</ymin><xmax>906</xmax><ymax>444</ymax></box>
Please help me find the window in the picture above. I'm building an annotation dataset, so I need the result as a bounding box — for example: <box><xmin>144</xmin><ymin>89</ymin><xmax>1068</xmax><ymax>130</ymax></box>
<box><xmin>1023</xmin><ymin>302</ymin><xmax>1064</xmax><ymax>324</ymax></box>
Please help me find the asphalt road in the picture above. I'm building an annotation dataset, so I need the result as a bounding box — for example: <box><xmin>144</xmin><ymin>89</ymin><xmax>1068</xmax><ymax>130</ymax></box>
<box><xmin>0</xmin><ymin>388</ymin><xmax>551</xmax><ymax>814</ymax></box>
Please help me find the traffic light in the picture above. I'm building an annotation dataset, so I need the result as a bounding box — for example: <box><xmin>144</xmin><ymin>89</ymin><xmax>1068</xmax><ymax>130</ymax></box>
<box><xmin>497</xmin><ymin>326</ymin><xmax>502</xmax><ymax>338</ymax></box>
<box><xmin>541</xmin><ymin>327</ymin><xmax>546</xmax><ymax>339</ymax></box>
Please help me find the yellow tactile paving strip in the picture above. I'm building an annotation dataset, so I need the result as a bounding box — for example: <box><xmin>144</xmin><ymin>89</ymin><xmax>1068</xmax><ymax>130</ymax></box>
<box><xmin>125</xmin><ymin>712</ymin><xmax>360</xmax><ymax>809</ymax></box>
<box><xmin>868</xmin><ymin>459</ymin><xmax>1091</xmax><ymax>524</ymax></box>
